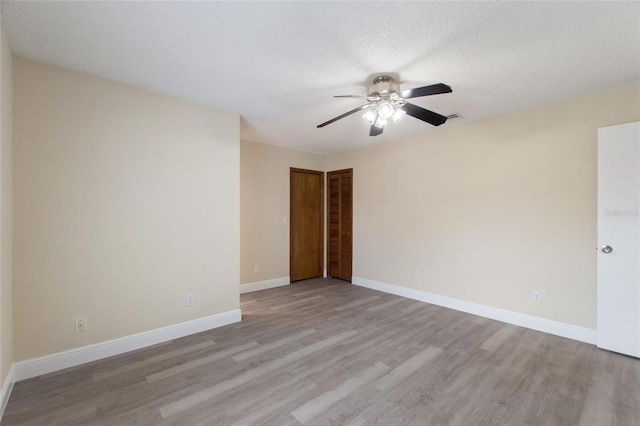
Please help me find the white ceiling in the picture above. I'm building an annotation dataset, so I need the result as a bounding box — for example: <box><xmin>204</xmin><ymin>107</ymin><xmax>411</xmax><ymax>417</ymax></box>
<box><xmin>1</xmin><ymin>1</ymin><xmax>639</xmax><ymax>155</ymax></box>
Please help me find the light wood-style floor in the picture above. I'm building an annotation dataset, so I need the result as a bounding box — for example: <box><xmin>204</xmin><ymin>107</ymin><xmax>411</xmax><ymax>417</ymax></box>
<box><xmin>3</xmin><ymin>278</ymin><xmax>639</xmax><ymax>425</ymax></box>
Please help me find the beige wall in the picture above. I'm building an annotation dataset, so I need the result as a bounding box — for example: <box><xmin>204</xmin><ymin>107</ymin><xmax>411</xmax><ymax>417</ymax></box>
<box><xmin>13</xmin><ymin>58</ymin><xmax>240</xmax><ymax>361</ymax></box>
<box><xmin>0</xmin><ymin>26</ymin><xmax>14</xmax><ymax>387</ymax></box>
<box><xmin>326</xmin><ymin>84</ymin><xmax>640</xmax><ymax>329</ymax></box>
<box><xmin>240</xmin><ymin>140</ymin><xmax>324</xmax><ymax>285</ymax></box>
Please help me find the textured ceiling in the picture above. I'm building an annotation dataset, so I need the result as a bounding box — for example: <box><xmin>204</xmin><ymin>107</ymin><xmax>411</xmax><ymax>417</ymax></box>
<box><xmin>1</xmin><ymin>1</ymin><xmax>639</xmax><ymax>155</ymax></box>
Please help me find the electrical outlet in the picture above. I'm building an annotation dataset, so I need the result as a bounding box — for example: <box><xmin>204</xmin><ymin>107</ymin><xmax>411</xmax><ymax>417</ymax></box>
<box><xmin>254</xmin><ymin>265</ymin><xmax>260</xmax><ymax>274</ymax></box>
<box><xmin>75</xmin><ymin>317</ymin><xmax>87</xmax><ymax>333</ymax></box>
<box><xmin>186</xmin><ymin>293</ymin><xmax>194</xmax><ymax>307</ymax></box>
<box><xmin>532</xmin><ymin>291</ymin><xmax>541</xmax><ymax>303</ymax></box>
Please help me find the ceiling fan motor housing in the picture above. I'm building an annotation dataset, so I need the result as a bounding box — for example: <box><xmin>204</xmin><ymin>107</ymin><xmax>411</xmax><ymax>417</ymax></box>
<box><xmin>367</xmin><ymin>75</ymin><xmax>400</xmax><ymax>98</ymax></box>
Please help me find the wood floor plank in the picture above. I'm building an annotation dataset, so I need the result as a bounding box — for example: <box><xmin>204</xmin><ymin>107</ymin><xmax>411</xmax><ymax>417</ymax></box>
<box><xmin>291</xmin><ymin>284</ymin><xmax>340</xmax><ymax>298</ymax></box>
<box><xmin>479</xmin><ymin>323</ymin><xmax>519</xmax><ymax>352</ymax></box>
<box><xmin>224</xmin><ymin>372</ymin><xmax>315</xmax><ymax>418</ymax></box>
<box><xmin>366</xmin><ymin>297</ymin><xmax>405</xmax><ymax>312</ymax></box>
<box><xmin>400</xmin><ymin>301</ymin><xmax>426</xmax><ymax>313</ymax></box>
<box><xmin>344</xmin><ymin>400</ymin><xmax>399</xmax><ymax>426</ymax></box>
<box><xmin>145</xmin><ymin>340</ymin><xmax>259</xmax><ymax>384</ymax></box>
<box><xmin>30</xmin><ymin>405</ymin><xmax>98</xmax><ymax>426</ymax></box>
<box><xmin>269</xmin><ymin>294</ymin><xmax>325</xmax><ymax>310</ymax></box>
<box><xmin>374</xmin><ymin>346</ymin><xmax>443</xmax><ymax>392</ymax></box>
<box><xmin>227</xmin><ymin>382</ymin><xmax>317</xmax><ymax>426</ymax></box>
<box><xmin>158</xmin><ymin>329</ymin><xmax>357</xmax><ymax>419</ymax></box>
<box><xmin>93</xmin><ymin>340</ymin><xmax>215</xmax><ymax>381</ymax></box>
<box><xmin>230</xmin><ymin>328</ymin><xmax>316</xmax><ymax>362</ymax></box>
<box><xmin>291</xmin><ymin>362</ymin><xmax>390</xmax><ymax>424</ymax></box>
<box><xmin>333</xmin><ymin>295</ymin><xmax>381</xmax><ymax>311</ymax></box>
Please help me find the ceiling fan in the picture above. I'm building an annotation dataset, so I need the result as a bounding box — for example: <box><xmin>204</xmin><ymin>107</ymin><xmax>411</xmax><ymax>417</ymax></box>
<box><xmin>317</xmin><ymin>75</ymin><xmax>452</xmax><ymax>136</ymax></box>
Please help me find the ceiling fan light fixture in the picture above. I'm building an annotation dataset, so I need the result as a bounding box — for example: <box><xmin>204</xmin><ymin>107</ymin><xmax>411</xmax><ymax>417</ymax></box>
<box><xmin>364</xmin><ymin>99</ymin><xmax>404</xmax><ymax>129</ymax></box>
<box><xmin>362</xmin><ymin>109</ymin><xmax>377</xmax><ymax>125</ymax></box>
<box><xmin>374</xmin><ymin>116</ymin><xmax>388</xmax><ymax>129</ymax></box>
<box><xmin>392</xmin><ymin>108</ymin><xmax>405</xmax><ymax>122</ymax></box>
<box><xmin>377</xmin><ymin>101</ymin><xmax>394</xmax><ymax>119</ymax></box>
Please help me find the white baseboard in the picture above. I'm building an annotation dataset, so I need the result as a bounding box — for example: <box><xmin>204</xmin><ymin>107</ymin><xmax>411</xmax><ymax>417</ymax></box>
<box><xmin>0</xmin><ymin>364</ymin><xmax>15</xmax><ymax>419</ymax></box>
<box><xmin>12</xmin><ymin>309</ymin><xmax>241</xmax><ymax>382</ymax></box>
<box><xmin>352</xmin><ymin>277</ymin><xmax>596</xmax><ymax>344</ymax></box>
<box><xmin>240</xmin><ymin>277</ymin><xmax>289</xmax><ymax>294</ymax></box>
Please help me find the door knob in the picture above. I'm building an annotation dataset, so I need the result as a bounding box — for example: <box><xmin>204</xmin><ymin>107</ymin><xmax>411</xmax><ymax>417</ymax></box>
<box><xmin>601</xmin><ymin>245</ymin><xmax>613</xmax><ymax>254</ymax></box>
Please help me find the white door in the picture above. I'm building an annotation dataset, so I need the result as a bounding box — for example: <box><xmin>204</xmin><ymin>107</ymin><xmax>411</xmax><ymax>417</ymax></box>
<box><xmin>597</xmin><ymin>121</ymin><xmax>640</xmax><ymax>358</ymax></box>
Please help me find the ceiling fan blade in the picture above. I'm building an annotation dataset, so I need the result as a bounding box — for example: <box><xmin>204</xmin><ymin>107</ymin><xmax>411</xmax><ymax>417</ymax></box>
<box><xmin>317</xmin><ymin>104</ymin><xmax>371</xmax><ymax>128</ymax></box>
<box><xmin>369</xmin><ymin>125</ymin><xmax>383</xmax><ymax>136</ymax></box>
<box><xmin>400</xmin><ymin>102</ymin><xmax>448</xmax><ymax>126</ymax></box>
<box><xmin>398</xmin><ymin>83</ymin><xmax>452</xmax><ymax>99</ymax></box>
<box><xmin>334</xmin><ymin>95</ymin><xmax>380</xmax><ymax>100</ymax></box>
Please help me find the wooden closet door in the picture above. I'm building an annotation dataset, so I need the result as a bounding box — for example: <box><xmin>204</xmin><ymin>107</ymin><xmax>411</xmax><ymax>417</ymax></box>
<box><xmin>290</xmin><ymin>168</ymin><xmax>324</xmax><ymax>282</ymax></box>
<box><xmin>327</xmin><ymin>169</ymin><xmax>353</xmax><ymax>282</ymax></box>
